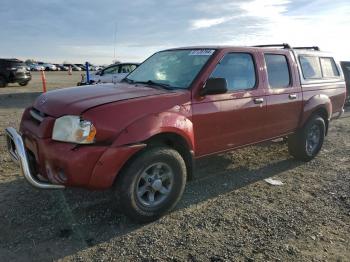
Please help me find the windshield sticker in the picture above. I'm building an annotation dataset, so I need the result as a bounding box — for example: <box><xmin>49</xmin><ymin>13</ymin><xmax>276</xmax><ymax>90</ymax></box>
<box><xmin>189</xmin><ymin>50</ymin><xmax>215</xmax><ymax>56</ymax></box>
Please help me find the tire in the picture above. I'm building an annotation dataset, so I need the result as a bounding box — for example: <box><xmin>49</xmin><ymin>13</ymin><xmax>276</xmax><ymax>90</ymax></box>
<box><xmin>19</xmin><ymin>81</ymin><xmax>29</xmax><ymax>86</ymax></box>
<box><xmin>288</xmin><ymin>115</ymin><xmax>325</xmax><ymax>162</ymax></box>
<box><xmin>115</xmin><ymin>146</ymin><xmax>187</xmax><ymax>223</ymax></box>
<box><xmin>0</xmin><ymin>76</ymin><xmax>7</xmax><ymax>88</ymax></box>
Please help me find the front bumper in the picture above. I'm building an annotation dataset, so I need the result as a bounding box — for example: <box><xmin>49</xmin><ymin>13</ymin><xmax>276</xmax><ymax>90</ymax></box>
<box><xmin>5</xmin><ymin>126</ymin><xmax>146</xmax><ymax>190</ymax></box>
<box><xmin>12</xmin><ymin>72</ymin><xmax>31</xmax><ymax>83</ymax></box>
<box><xmin>5</xmin><ymin>127</ymin><xmax>65</xmax><ymax>189</ymax></box>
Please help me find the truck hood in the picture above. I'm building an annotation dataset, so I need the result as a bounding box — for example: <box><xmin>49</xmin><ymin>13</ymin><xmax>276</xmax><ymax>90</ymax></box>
<box><xmin>33</xmin><ymin>83</ymin><xmax>169</xmax><ymax>117</ymax></box>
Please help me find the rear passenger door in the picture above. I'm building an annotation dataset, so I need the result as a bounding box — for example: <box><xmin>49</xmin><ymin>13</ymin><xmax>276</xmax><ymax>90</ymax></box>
<box><xmin>264</xmin><ymin>52</ymin><xmax>303</xmax><ymax>137</ymax></box>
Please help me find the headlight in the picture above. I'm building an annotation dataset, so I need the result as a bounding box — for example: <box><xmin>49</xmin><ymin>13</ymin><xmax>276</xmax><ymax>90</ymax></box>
<box><xmin>52</xmin><ymin>115</ymin><xmax>96</xmax><ymax>144</ymax></box>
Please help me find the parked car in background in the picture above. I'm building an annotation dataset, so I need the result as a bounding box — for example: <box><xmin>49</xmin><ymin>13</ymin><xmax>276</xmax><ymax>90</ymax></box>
<box><xmin>29</xmin><ymin>63</ymin><xmax>45</xmax><ymax>71</ymax></box>
<box><xmin>0</xmin><ymin>58</ymin><xmax>31</xmax><ymax>87</ymax></box>
<box><xmin>75</xmin><ymin>64</ymin><xmax>86</xmax><ymax>71</ymax></box>
<box><xmin>93</xmin><ymin>65</ymin><xmax>104</xmax><ymax>71</ymax></box>
<box><xmin>43</xmin><ymin>63</ymin><xmax>57</xmax><ymax>71</ymax></box>
<box><xmin>72</xmin><ymin>65</ymin><xmax>82</xmax><ymax>71</ymax></box>
<box><xmin>340</xmin><ymin>61</ymin><xmax>350</xmax><ymax>104</ymax></box>
<box><xmin>37</xmin><ymin>62</ymin><xmax>57</xmax><ymax>71</ymax></box>
<box><xmin>78</xmin><ymin>63</ymin><xmax>100</xmax><ymax>71</ymax></box>
<box><xmin>54</xmin><ymin>64</ymin><xmax>61</xmax><ymax>71</ymax></box>
<box><xmin>87</xmin><ymin>62</ymin><xmax>139</xmax><ymax>84</ymax></box>
<box><xmin>5</xmin><ymin>45</ymin><xmax>346</xmax><ymax>222</ymax></box>
<box><xmin>54</xmin><ymin>64</ymin><xmax>68</xmax><ymax>71</ymax></box>
<box><xmin>63</xmin><ymin>64</ymin><xmax>82</xmax><ymax>71</ymax></box>
<box><xmin>87</xmin><ymin>63</ymin><xmax>98</xmax><ymax>71</ymax></box>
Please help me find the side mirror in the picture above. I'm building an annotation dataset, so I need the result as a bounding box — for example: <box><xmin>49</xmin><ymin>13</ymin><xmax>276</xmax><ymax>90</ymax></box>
<box><xmin>200</xmin><ymin>78</ymin><xmax>228</xmax><ymax>96</ymax></box>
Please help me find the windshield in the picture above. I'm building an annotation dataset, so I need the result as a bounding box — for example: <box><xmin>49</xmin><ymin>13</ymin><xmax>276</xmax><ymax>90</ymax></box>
<box><xmin>125</xmin><ymin>49</ymin><xmax>215</xmax><ymax>89</ymax></box>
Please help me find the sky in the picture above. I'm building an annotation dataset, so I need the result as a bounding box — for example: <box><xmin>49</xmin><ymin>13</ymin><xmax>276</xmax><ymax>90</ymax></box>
<box><xmin>0</xmin><ymin>0</ymin><xmax>349</xmax><ymax>65</ymax></box>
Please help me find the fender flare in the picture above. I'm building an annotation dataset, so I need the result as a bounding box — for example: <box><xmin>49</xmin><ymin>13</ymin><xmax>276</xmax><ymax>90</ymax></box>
<box><xmin>299</xmin><ymin>94</ymin><xmax>332</xmax><ymax>128</ymax></box>
<box><xmin>113</xmin><ymin>111</ymin><xmax>195</xmax><ymax>151</ymax></box>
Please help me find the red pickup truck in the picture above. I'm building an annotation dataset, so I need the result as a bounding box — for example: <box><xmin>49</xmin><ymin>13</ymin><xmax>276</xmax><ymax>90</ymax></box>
<box><xmin>6</xmin><ymin>44</ymin><xmax>346</xmax><ymax>222</ymax></box>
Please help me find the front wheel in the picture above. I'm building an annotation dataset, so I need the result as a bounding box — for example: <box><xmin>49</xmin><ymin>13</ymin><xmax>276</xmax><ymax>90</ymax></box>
<box><xmin>115</xmin><ymin>147</ymin><xmax>187</xmax><ymax>223</ymax></box>
<box><xmin>19</xmin><ymin>81</ymin><xmax>29</xmax><ymax>86</ymax></box>
<box><xmin>288</xmin><ymin>115</ymin><xmax>325</xmax><ymax>162</ymax></box>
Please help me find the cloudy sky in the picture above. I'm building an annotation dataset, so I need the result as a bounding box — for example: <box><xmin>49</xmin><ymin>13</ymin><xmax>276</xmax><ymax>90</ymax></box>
<box><xmin>0</xmin><ymin>0</ymin><xmax>349</xmax><ymax>64</ymax></box>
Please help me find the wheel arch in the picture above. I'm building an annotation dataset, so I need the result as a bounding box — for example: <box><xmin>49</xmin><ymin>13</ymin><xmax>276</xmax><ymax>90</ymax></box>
<box><xmin>300</xmin><ymin>94</ymin><xmax>332</xmax><ymax>135</ymax></box>
<box><xmin>144</xmin><ymin>132</ymin><xmax>194</xmax><ymax>181</ymax></box>
<box><xmin>113</xmin><ymin>131</ymin><xmax>194</xmax><ymax>188</ymax></box>
<box><xmin>111</xmin><ymin>112</ymin><xmax>195</xmax><ymax>185</ymax></box>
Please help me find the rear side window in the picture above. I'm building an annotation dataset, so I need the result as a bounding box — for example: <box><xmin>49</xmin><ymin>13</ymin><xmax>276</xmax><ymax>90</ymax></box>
<box><xmin>299</xmin><ymin>56</ymin><xmax>322</xmax><ymax>79</ymax></box>
<box><xmin>210</xmin><ymin>53</ymin><xmax>256</xmax><ymax>91</ymax></box>
<box><xmin>320</xmin><ymin>57</ymin><xmax>339</xmax><ymax>78</ymax></box>
<box><xmin>264</xmin><ymin>54</ymin><xmax>290</xmax><ymax>88</ymax></box>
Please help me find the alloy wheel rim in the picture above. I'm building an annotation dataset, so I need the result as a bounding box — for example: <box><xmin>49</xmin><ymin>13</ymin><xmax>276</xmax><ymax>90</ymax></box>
<box><xmin>136</xmin><ymin>162</ymin><xmax>174</xmax><ymax>207</ymax></box>
<box><xmin>306</xmin><ymin>123</ymin><xmax>321</xmax><ymax>155</ymax></box>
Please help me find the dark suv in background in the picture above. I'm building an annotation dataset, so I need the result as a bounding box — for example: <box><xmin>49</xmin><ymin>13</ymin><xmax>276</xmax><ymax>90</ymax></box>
<box><xmin>340</xmin><ymin>61</ymin><xmax>350</xmax><ymax>104</ymax></box>
<box><xmin>0</xmin><ymin>59</ymin><xmax>32</xmax><ymax>87</ymax></box>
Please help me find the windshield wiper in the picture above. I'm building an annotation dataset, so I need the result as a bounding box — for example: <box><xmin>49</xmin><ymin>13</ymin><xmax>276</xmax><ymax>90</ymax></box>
<box><xmin>145</xmin><ymin>80</ymin><xmax>175</xmax><ymax>90</ymax></box>
<box><xmin>122</xmin><ymin>78</ymin><xmax>178</xmax><ymax>90</ymax></box>
<box><xmin>131</xmin><ymin>80</ymin><xmax>175</xmax><ymax>90</ymax></box>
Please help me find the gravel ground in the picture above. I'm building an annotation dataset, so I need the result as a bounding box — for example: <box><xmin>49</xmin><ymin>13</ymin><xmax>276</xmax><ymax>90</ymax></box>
<box><xmin>0</xmin><ymin>75</ymin><xmax>349</xmax><ymax>261</ymax></box>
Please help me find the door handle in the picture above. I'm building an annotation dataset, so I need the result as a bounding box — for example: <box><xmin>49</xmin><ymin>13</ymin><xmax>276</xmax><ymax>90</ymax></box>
<box><xmin>289</xmin><ymin>94</ymin><xmax>297</xmax><ymax>100</ymax></box>
<box><xmin>254</xmin><ymin>98</ymin><xmax>264</xmax><ymax>104</ymax></box>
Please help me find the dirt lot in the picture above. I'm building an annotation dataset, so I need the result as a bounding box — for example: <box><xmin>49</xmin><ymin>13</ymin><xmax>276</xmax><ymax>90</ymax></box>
<box><xmin>0</xmin><ymin>74</ymin><xmax>349</xmax><ymax>261</ymax></box>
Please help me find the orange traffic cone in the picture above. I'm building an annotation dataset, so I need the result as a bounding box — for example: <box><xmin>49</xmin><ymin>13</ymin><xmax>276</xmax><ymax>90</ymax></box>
<box><xmin>40</xmin><ymin>70</ymin><xmax>47</xmax><ymax>93</ymax></box>
<box><xmin>68</xmin><ymin>65</ymin><xmax>72</xmax><ymax>75</ymax></box>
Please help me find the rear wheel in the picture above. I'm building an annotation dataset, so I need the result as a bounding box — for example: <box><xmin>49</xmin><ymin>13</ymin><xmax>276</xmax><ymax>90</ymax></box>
<box><xmin>0</xmin><ymin>76</ymin><xmax>7</xmax><ymax>88</ymax></box>
<box><xmin>115</xmin><ymin>146</ymin><xmax>187</xmax><ymax>223</ymax></box>
<box><xmin>288</xmin><ymin>115</ymin><xmax>325</xmax><ymax>162</ymax></box>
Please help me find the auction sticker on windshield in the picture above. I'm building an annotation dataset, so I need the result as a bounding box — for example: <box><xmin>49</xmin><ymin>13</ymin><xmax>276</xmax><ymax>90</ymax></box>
<box><xmin>189</xmin><ymin>50</ymin><xmax>215</xmax><ymax>56</ymax></box>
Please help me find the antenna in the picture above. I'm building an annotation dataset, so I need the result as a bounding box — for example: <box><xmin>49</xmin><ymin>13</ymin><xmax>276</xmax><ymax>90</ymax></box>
<box><xmin>113</xmin><ymin>22</ymin><xmax>117</xmax><ymax>60</ymax></box>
